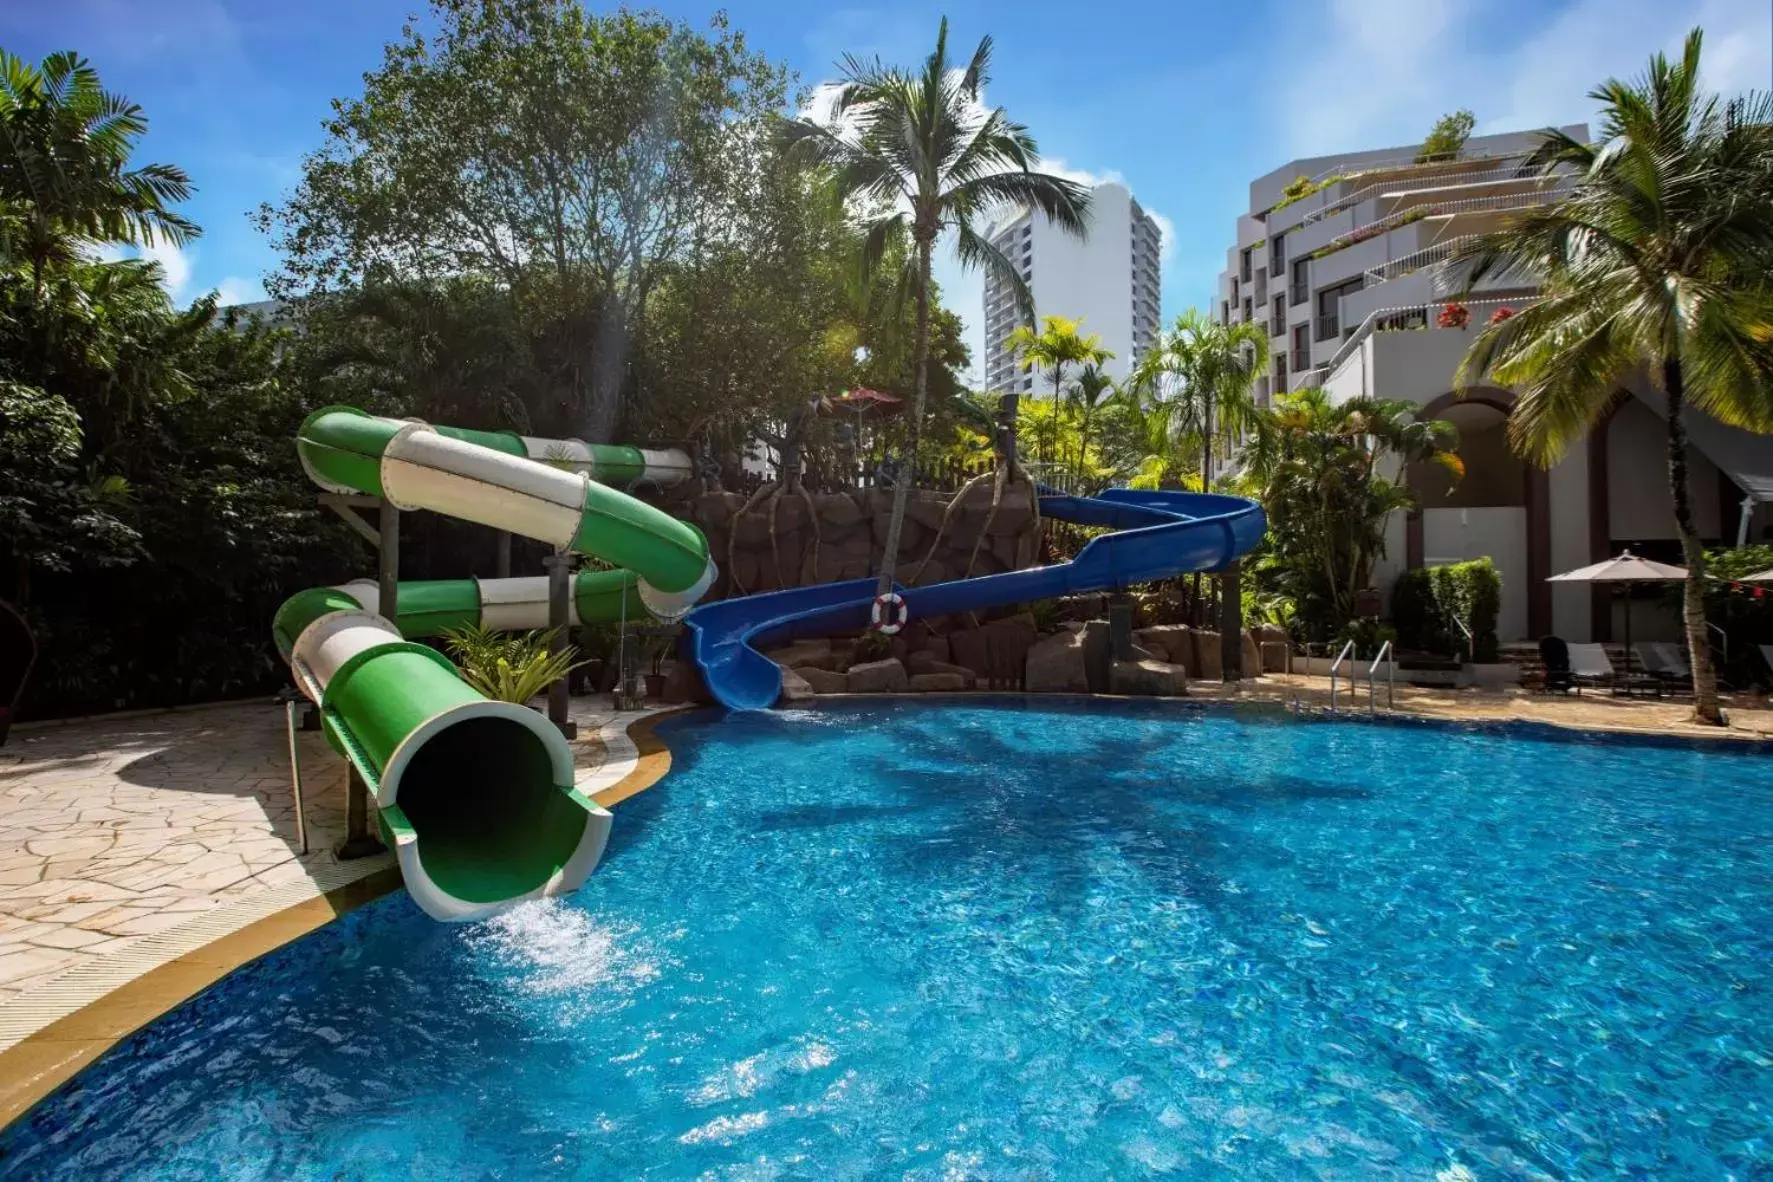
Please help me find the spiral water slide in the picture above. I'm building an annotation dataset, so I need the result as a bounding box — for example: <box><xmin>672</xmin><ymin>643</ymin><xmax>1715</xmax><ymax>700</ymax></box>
<box><xmin>273</xmin><ymin>407</ymin><xmax>716</xmax><ymax>921</ymax></box>
<box><xmin>685</xmin><ymin>488</ymin><xmax>1267</xmax><ymax>710</ymax></box>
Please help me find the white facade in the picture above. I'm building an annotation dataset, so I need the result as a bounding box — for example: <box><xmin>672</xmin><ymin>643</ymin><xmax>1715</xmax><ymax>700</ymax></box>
<box><xmin>982</xmin><ymin>181</ymin><xmax>1162</xmax><ymax>395</ymax></box>
<box><xmin>1218</xmin><ymin>127</ymin><xmax>1773</xmax><ymax>644</ymax></box>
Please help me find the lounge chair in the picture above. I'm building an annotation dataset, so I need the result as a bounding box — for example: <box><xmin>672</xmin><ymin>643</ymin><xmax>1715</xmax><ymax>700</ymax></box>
<box><xmin>1760</xmin><ymin>645</ymin><xmax>1773</xmax><ymax>687</ymax></box>
<box><xmin>1565</xmin><ymin>643</ymin><xmax>1615</xmax><ymax>693</ymax></box>
<box><xmin>1538</xmin><ymin>635</ymin><xmax>1574</xmax><ymax>694</ymax></box>
<box><xmin>1636</xmin><ymin>642</ymin><xmax>1691</xmax><ymax>688</ymax></box>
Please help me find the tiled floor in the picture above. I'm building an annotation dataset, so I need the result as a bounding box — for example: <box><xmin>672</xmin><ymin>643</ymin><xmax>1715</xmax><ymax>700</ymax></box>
<box><xmin>0</xmin><ymin>698</ymin><xmax>667</xmax><ymax>1020</ymax></box>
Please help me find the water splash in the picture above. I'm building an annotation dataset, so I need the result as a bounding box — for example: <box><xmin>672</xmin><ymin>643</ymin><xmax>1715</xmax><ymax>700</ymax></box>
<box><xmin>463</xmin><ymin>898</ymin><xmax>662</xmax><ymax>999</ymax></box>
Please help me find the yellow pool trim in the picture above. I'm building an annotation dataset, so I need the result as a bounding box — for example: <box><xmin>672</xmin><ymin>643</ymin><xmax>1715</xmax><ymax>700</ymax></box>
<box><xmin>0</xmin><ymin>709</ymin><xmax>689</xmax><ymax>1132</ymax></box>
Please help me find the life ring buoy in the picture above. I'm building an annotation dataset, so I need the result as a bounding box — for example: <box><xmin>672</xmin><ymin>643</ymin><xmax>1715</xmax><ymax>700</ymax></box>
<box><xmin>870</xmin><ymin>592</ymin><xmax>908</xmax><ymax>635</ymax></box>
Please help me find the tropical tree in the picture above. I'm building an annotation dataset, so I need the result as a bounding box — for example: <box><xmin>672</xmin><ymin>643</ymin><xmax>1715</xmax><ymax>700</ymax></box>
<box><xmin>1127</xmin><ymin>309</ymin><xmax>1269</xmax><ymax>489</ymax></box>
<box><xmin>0</xmin><ymin>49</ymin><xmax>197</xmax><ymax>296</ymax></box>
<box><xmin>1246</xmin><ymin>388</ymin><xmax>1462</xmax><ymax>638</ymax></box>
<box><xmin>783</xmin><ymin>18</ymin><xmax>1090</xmax><ymax>601</ymax></box>
<box><xmin>1452</xmin><ymin>28</ymin><xmax>1773</xmax><ymax>725</ymax></box>
<box><xmin>1005</xmin><ymin>315</ymin><xmax>1111</xmax><ymax>467</ymax></box>
<box><xmin>1066</xmin><ymin>362</ymin><xmax>1118</xmax><ymax>485</ymax></box>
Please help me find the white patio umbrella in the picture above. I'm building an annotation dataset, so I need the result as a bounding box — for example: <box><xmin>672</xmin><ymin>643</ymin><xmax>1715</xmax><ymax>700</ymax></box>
<box><xmin>1743</xmin><ymin>567</ymin><xmax>1773</xmax><ymax>582</ymax></box>
<box><xmin>1547</xmin><ymin>550</ymin><xmax>1689</xmax><ymax>674</ymax></box>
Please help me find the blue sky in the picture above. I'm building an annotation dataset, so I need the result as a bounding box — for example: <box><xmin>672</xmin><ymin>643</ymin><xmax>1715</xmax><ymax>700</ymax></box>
<box><xmin>4</xmin><ymin>0</ymin><xmax>1769</xmax><ymax>382</ymax></box>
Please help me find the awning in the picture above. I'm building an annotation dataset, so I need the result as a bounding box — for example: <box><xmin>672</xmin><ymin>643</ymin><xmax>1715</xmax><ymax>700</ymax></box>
<box><xmin>1630</xmin><ymin>387</ymin><xmax>1773</xmax><ymax>503</ymax></box>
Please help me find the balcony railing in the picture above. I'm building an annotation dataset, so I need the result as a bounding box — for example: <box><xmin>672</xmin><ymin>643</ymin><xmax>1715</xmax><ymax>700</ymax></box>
<box><xmin>1363</xmin><ymin>236</ymin><xmax>1478</xmax><ymax>285</ymax></box>
<box><xmin>1303</xmin><ymin>145</ymin><xmax>1534</xmax><ymax>187</ymax></box>
<box><xmin>1299</xmin><ymin>161</ymin><xmax>1545</xmax><ymax>226</ymax></box>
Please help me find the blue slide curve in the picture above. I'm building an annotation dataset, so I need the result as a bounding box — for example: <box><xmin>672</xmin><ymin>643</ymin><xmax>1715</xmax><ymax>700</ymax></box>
<box><xmin>684</xmin><ymin>488</ymin><xmax>1266</xmax><ymax>710</ymax></box>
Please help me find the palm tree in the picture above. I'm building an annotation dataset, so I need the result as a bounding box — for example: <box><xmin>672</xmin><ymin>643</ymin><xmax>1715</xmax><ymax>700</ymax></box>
<box><xmin>1452</xmin><ymin>29</ymin><xmax>1773</xmax><ymax>725</ymax></box>
<box><xmin>1127</xmin><ymin>308</ymin><xmax>1269</xmax><ymax>489</ymax></box>
<box><xmin>783</xmin><ymin>19</ymin><xmax>1090</xmax><ymax>602</ymax></box>
<box><xmin>0</xmin><ymin>50</ymin><xmax>198</xmax><ymax>296</ymax></box>
<box><xmin>1249</xmin><ymin>388</ymin><xmax>1462</xmax><ymax>633</ymax></box>
<box><xmin>1066</xmin><ymin>362</ymin><xmax>1117</xmax><ymax>486</ymax></box>
<box><xmin>1005</xmin><ymin>315</ymin><xmax>1111</xmax><ymax>467</ymax></box>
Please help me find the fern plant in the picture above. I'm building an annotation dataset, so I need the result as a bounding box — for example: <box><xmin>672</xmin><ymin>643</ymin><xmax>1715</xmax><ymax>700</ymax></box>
<box><xmin>440</xmin><ymin>624</ymin><xmax>587</xmax><ymax>704</ymax></box>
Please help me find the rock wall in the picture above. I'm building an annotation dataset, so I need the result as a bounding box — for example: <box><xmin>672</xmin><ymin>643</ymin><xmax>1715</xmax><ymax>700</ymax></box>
<box><xmin>684</xmin><ymin>480</ymin><xmax>1040</xmax><ymax>600</ymax></box>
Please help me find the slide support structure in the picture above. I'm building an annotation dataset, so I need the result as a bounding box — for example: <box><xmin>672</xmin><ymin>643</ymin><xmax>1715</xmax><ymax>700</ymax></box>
<box><xmin>277</xmin><ymin>406</ymin><xmax>716</xmax><ymax>920</ymax></box>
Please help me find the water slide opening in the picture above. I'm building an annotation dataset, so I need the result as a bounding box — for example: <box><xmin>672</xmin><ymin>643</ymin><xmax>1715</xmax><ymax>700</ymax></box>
<box><xmin>392</xmin><ymin>715</ymin><xmax>586</xmax><ymax>905</ymax></box>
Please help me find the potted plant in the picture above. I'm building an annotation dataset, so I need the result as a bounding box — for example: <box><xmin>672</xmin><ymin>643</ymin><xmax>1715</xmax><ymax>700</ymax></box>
<box><xmin>641</xmin><ymin>633</ymin><xmax>676</xmax><ymax>699</ymax></box>
<box><xmin>1436</xmin><ymin>301</ymin><xmax>1470</xmax><ymax>329</ymax></box>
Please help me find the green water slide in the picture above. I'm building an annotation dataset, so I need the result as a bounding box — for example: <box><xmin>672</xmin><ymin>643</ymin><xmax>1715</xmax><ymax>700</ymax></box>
<box><xmin>274</xmin><ymin>406</ymin><xmax>715</xmax><ymax>921</ymax></box>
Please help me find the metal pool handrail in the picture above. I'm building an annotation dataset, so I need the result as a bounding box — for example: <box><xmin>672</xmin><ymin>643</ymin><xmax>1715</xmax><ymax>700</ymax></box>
<box><xmin>1368</xmin><ymin>640</ymin><xmax>1395</xmax><ymax>714</ymax></box>
<box><xmin>1328</xmin><ymin>639</ymin><xmax>1356</xmax><ymax>711</ymax></box>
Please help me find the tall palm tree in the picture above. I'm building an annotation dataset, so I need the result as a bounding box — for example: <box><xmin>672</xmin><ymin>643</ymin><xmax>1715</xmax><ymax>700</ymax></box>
<box><xmin>0</xmin><ymin>50</ymin><xmax>198</xmax><ymax>295</ymax></box>
<box><xmin>1453</xmin><ymin>28</ymin><xmax>1773</xmax><ymax>725</ymax></box>
<box><xmin>783</xmin><ymin>19</ymin><xmax>1090</xmax><ymax>602</ymax></box>
<box><xmin>1127</xmin><ymin>308</ymin><xmax>1269</xmax><ymax>489</ymax></box>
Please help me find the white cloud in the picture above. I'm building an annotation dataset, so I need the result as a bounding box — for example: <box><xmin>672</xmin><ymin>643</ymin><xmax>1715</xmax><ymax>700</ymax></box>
<box><xmin>139</xmin><ymin>239</ymin><xmax>192</xmax><ymax>301</ymax></box>
<box><xmin>213</xmin><ymin>276</ymin><xmax>264</xmax><ymax>307</ymax></box>
<box><xmin>1274</xmin><ymin>0</ymin><xmax>1771</xmax><ymax>159</ymax></box>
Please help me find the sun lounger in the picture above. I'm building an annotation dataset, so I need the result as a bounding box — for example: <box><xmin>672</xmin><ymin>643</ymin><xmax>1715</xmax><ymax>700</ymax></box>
<box><xmin>1566</xmin><ymin>643</ymin><xmax>1615</xmax><ymax>693</ymax></box>
<box><xmin>1538</xmin><ymin>636</ymin><xmax>1574</xmax><ymax>694</ymax></box>
<box><xmin>1635</xmin><ymin>641</ymin><xmax>1691</xmax><ymax>687</ymax></box>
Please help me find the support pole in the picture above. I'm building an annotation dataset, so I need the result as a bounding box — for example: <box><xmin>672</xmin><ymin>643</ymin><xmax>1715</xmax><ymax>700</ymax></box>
<box><xmin>496</xmin><ymin>531</ymin><xmax>513</xmax><ymax>577</ymax></box>
<box><xmin>1219</xmin><ymin>559</ymin><xmax>1244</xmax><ymax>681</ymax></box>
<box><xmin>545</xmin><ymin>550</ymin><xmax>579</xmax><ymax>739</ymax></box>
<box><xmin>1107</xmin><ymin>593</ymin><xmax>1134</xmax><ymax>661</ymax></box>
<box><xmin>336</xmin><ymin>498</ymin><xmax>398</xmax><ymax>860</ymax></box>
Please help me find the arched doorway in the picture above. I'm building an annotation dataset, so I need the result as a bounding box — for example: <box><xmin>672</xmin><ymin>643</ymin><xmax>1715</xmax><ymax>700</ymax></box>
<box><xmin>1403</xmin><ymin>390</ymin><xmax>1551</xmax><ymax>639</ymax></box>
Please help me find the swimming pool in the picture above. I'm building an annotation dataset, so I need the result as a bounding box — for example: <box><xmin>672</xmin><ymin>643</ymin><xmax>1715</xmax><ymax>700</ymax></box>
<box><xmin>3</xmin><ymin>700</ymin><xmax>1770</xmax><ymax>1177</ymax></box>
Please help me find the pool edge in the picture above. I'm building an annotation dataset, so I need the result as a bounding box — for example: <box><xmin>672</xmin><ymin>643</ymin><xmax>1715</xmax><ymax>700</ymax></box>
<box><xmin>0</xmin><ymin>709</ymin><xmax>689</xmax><ymax>1132</ymax></box>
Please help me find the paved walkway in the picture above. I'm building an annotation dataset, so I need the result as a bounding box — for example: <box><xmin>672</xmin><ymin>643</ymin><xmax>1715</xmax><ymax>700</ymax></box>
<box><xmin>0</xmin><ymin>698</ymin><xmax>669</xmax><ymax>1048</ymax></box>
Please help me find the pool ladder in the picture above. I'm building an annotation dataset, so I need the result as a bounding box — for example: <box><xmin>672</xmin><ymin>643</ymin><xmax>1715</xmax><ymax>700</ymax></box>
<box><xmin>1295</xmin><ymin>639</ymin><xmax>1393</xmax><ymax>716</ymax></box>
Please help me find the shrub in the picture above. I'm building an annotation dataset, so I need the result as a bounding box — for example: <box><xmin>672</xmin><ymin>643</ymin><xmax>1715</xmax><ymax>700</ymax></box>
<box><xmin>853</xmin><ymin>630</ymin><xmax>894</xmax><ymax>663</ymax></box>
<box><xmin>441</xmin><ymin>624</ymin><xmax>586</xmax><ymax>703</ymax></box>
<box><xmin>1391</xmin><ymin>558</ymin><xmax>1501</xmax><ymax>661</ymax></box>
<box><xmin>1417</xmin><ymin>109</ymin><xmax>1475</xmax><ymax>163</ymax></box>
<box><xmin>1488</xmin><ymin>306</ymin><xmax>1516</xmax><ymax>325</ymax></box>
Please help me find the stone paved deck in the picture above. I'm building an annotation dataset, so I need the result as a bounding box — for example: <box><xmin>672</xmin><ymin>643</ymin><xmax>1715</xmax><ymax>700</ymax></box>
<box><xmin>0</xmin><ymin>698</ymin><xmax>670</xmax><ymax>1049</ymax></box>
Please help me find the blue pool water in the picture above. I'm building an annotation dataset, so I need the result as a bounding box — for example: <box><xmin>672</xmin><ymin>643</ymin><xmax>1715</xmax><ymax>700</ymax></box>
<box><xmin>3</xmin><ymin>700</ymin><xmax>1771</xmax><ymax>1178</ymax></box>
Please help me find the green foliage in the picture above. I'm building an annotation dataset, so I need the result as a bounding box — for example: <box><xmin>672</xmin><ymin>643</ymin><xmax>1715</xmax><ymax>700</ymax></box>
<box><xmin>1126</xmin><ymin>309</ymin><xmax>1268</xmax><ymax>489</ymax></box>
<box><xmin>853</xmin><ymin>630</ymin><xmax>893</xmax><ymax>663</ymax></box>
<box><xmin>1245</xmin><ymin>389</ymin><xmax>1462</xmax><ymax>642</ymax></box>
<box><xmin>1332</xmin><ymin>618</ymin><xmax>1396</xmax><ymax>659</ymax></box>
<box><xmin>441</xmin><ymin>624</ymin><xmax>586</xmax><ymax>704</ymax></box>
<box><xmin>1417</xmin><ymin>109</ymin><xmax>1476</xmax><ymax>163</ymax></box>
<box><xmin>1394</xmin><ymin>560</ymin><xmax>1500</xmax><ymax>660</ymax></box>
<box><xmin>1272</xmin><ymin>173</ymin><xmax>1343</xmax><ymax>212</ymax></box>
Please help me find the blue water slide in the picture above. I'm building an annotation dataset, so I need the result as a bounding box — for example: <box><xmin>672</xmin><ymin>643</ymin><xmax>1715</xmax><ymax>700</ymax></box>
<box><xmin>683</xmin><ymin>488</ymin><xmax>1267</xmax><ymax>710</ymax></box>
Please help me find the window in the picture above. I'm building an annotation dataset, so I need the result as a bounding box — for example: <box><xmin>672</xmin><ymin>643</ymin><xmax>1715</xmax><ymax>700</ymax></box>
<box><xmin>1271</xmin><ymin>295</ymin><xmax>1286</xmax><ymax>337</ymax></box>
<box><xmin>1274</xmin><ymin>352</ymin><xmax>1288</xmax><ymax>394</ymax></box>
<box><xmin>1315</xmin><ymin>277</ymin><xmax>1364</xmax><ymax>341</ymax></box>
<box><xmin>1230</xmin><ymin>276</ymin><xmax>1239</xmax><ymax>304</ymax></box>
<box><xmin>1292</xmin><ymin>322</ymin><xmax>1310</xmax><ymax>370</ymax></box>
<box><xmin>1243</xmin><ymin>297</ymin><xmax>1253</xmax><ymax>323</ymax></box>
<box><xmin>1221</xmin><ymin>300</ymin><xmax>1230</xmax><ymax>325</ymax></box>
<box><xmin>1290</xmin><ymin>257</ymin><xmax>1309</xmax><ymax>306</ymax></box>
<box><xmin>1240</xmin><ymin>249</ymin><xmax>1252</xmax><ymax>283</ymax></box>
<box><xmin>1270</xmin><ymin>232</ymin><xmax>1285</xmax><ymax>273</ymax></box>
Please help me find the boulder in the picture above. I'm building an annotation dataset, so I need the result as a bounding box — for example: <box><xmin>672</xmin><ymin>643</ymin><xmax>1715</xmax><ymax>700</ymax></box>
<box><xmin>908</xmin><ymin>672</ymin><xmax>969</xmax><ymax>693</ymax></box>
<box><xmin>948</xmin><ymin>628</ymin><xmax>988</xmax><ymax>678</ymax></box>
<box><xmin>906</xmin><ymin>494</ymin><xmax>950</xmax><ymax>531</ymax></box>
<box><xmin>765</xmin><ymin>639</ymin><xmax>834</xmax><ymax>671</ymax></box>
<box><xmin>732</xmin><ymin>511</ymin><xmax>772</xmax><ymax>547</ymax></box>
<box><xmin>815</xmin><ymin>492</ymin><xmax>864</xmax><ymax>528</ymax></box>
<box><xmin>1110</xmin><ymin>658</ymin><xmax>1188</xmax><ymax>697</ymax></box>
<box><xmin>1240</xmin><ymin>630</ymin><xmax>1262</xmax><ymax>680</ymax></box>
<box><xmin>661</xmin><ymin>659</ymin><xmax>712</xmax><ymax>705</ymax></box>
<box><xmin>1024</xmin><ymin>628</ymin><xmax>1093</xmax><ymax>693</ymax></box>
<box><xmin>1253</xmin><ymin>625</ymin><xmax>1292</xmax><ymax>673</ymax></box>
<box><xmin>1193</xmin><ymin>629</ymin><xmax>1224</xmax><ymax>681</ymax></box>
<box><xmin>793</xmin><ymin>665</ymin><xmax>848</xmax><ymax>694</ymax></box>
<box><xmin>905</xmin><ymin>653</ymin><xmax>977</xmax><ymax>688</ymax></box>
<box><xmin>690</xmin><ymin>491</ymin><xmax>746</xmax><ymax>528</ymax></box>
<box><xmin>778</xmin><ymin>668</ymin><xmax>817</xmax><ymax>702</ymax></box>
<box><xmin>902</xmin><ymin>625</ymin><xmax>950</xmax><ymax>664</ymax></box>
<box><xmin>846</xmin><ymin>658</ymin><xmax>908</xmax><ymax>694</ymax></box>
<box><xmin>1134</xmin><ymin>625</ymin><xmax>1195</xmax><ymax>672</ymax></box>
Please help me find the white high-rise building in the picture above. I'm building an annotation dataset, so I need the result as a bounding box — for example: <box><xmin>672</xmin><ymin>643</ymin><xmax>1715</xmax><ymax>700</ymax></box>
<box><xmin>981</xmin><ymin>181</ymin><xmax>1162</xmax><ymax>395</ymax></box>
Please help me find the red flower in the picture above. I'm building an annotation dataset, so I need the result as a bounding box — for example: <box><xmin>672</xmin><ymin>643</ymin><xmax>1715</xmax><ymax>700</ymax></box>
<box><xmin>1436</xmin><ymin>302</ymin><xmax>1470</xmax><ymax>329</ymax></box>
<box><xmin>1488</xmin><ymin>306</ymin><xmax>1516</xmax><ymax>325</ymax></box>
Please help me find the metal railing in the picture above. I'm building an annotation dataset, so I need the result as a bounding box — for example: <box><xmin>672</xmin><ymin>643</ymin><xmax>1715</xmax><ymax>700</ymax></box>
<box><xmin>1328</xmin><ymin>639</ymin><xmax>1356</xmax><ymax>711</ymax></box>
<box><xmin>1305</xmin><ymin>145</ymin><xmax>1533</xmax><ymax>185</ymax></box>
<box><xmin>1364</xmin><ymin>236</ymin><xmax>1479</xmax><ymax>285</ymax></box>
<box><xmin>1452</xmin><ymin>615</ymin><xmax>1475</xmax><ymax>661</ymax></box>
<box><xmin>1299</xmin><ymin>157</ymin><xmax>1537</xmax><ymax>222</ymax></box>
<box><xmin>1367</xmin><ymin>640</ymin><xmax>1395</xmax><ymax>714</ymax></box>
<box><xmin>1294</xmin><ymin>295</ymin><xmax>1535</xmax><ymax>396</ymax></box>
